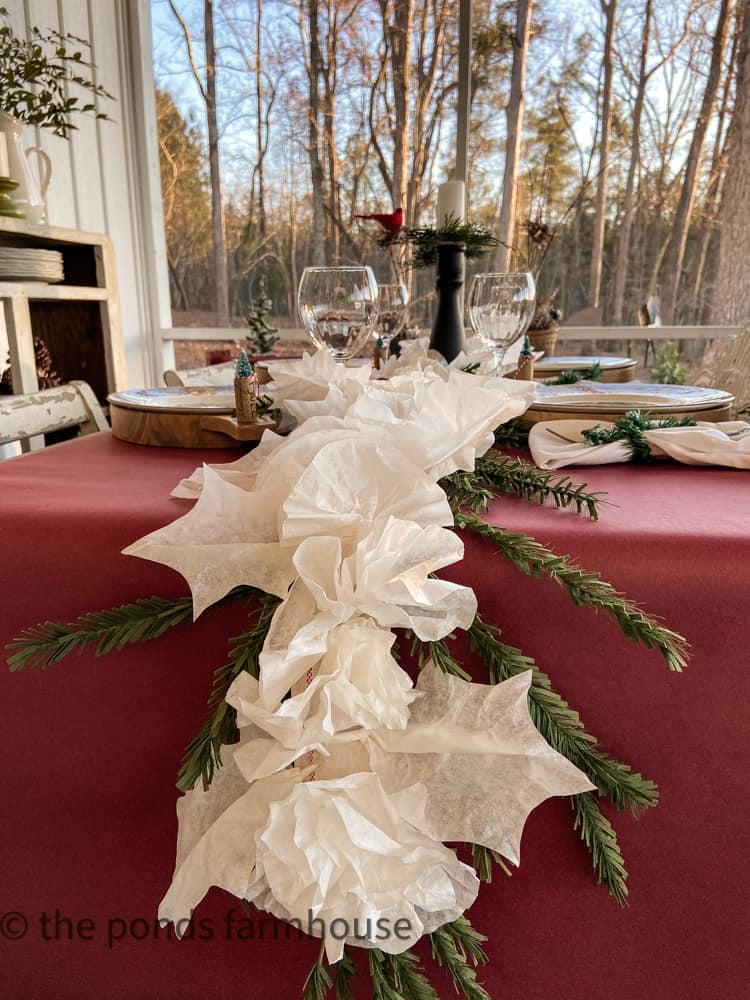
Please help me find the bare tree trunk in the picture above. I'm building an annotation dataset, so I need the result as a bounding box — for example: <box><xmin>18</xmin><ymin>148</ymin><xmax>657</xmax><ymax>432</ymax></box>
<box><xmin>306</xmin><ymin>0</ymin><xmax>326</xmax><ymax>264</ymax></box>
<box><xmin>611</xmin><ymin>0</ymin><xmax>650</xmax><ymax>324</ymax></box>
<box><xmin>495</xmin><ymin>0</ymin><xmax>533</xmax><ymax>271</ymax></box>
<box><xmin>659</xmin><ymin>0</ymin><xmax>732</xmax><ymax>324</ymax></box>
<box><xmin>204</xmin><ymin>0</ymin><xmax>230</xmax><ymax>325</ymax></box>
<box><xmin>713</xmin><ymin>2</ymin><xmax>750</xmax><ymax>324</ymax></box>
<box><xmin>256</xmin><ymin>0</ymin><xmax>266</xmax><ymax>240</ymax></box>
<box><xmin>687</xmin><ymin>19</ymin><xmax>738</xmax><ymax>321</ymax></box>
<box><xmin>388</xmin><ymin>0</ymin><xmax>413</xmax><ymax>212</ymax></box>
<box><xmin>588</xmin><ymin>0</ymin><xmax>618</xmax><ymax>310</ymax></box>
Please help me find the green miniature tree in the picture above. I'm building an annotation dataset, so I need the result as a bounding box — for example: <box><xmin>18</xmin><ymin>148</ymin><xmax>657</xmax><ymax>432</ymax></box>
<box><xmin>234</xmin><ymin>347</ymin><xmax>254</xmax><ymax>378</ymax></box>
<box><xmin>245</xmin><ymin>282</ymin><xmax>279</xmax><ymax>355</ymax></box>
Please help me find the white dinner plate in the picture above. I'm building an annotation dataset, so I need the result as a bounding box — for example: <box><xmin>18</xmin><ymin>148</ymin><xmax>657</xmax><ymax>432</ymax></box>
<box><xmin>534</xmin><ymin>355</ymin><xmax>635</xmax><ymax>373</ymax></box>
<box><xmin>109</xmin><ymin>386</ymin><xmax>236</xmax><ymax>414</ymax></box>
<box><xmin>531</xmin><ymin>381</ymin><xmax>734</xmax><ymax>413</ymax></box>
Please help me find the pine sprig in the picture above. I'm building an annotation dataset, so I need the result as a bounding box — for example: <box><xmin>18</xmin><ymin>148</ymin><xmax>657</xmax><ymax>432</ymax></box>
<box><xmin>395</xmin><ymin>216</ymin><xmax>498</xmax><ymax>269</ymax></box>
<box><xmin>369</xmin><ymin>951</ymin><xmax>410</xmax><ymax>1000</ymax></box>
<box><xmin>581</xmin><ymin>410</ymin><xmax>697</xmax><ymax>463</ymax></box>
<box><xmin>443</xmin><ymin>470</ymin><xmax>496</xmax><ymax>514</ymax></box>
<box><xmin>176</xmin><ymin>594</ymin><xmax>280</xmax><ymax>791</ymax></box>
<box><xmin>384</xmin><ymin>951</ymin><xmax>440</xmax><ymax>1000</ymax></box>
<box><xmin>475</xmin><ymin>454</ymin><xmax>606</xmax><ymax>519</ymax></box>
<box><xmin>334</xmin><ymin>950</ymin><xmax>358</xmax><ymax>1000</ymax></box>
<box><xmin>472</xmin><ymin>843</ymin><xmax>512</xmax><ymax>883</ymax></box>
<box><xmin>6</xmin><ymin>595</ymin><xmax>195</xmax><ymax>671</ymax></box>
<box><xmin>429</xmin><ymin>918</ymin><xmax>490</xmax><ymax>1000</ymax></box>
<box><xmin>494</xmin><ymin>420</ymin><xmax>530</xmax><ymax>448</ymax></box>
<box><xmin>544</xmin><ymin>361</ymin><xmax>602</xmax><ymax>385</ymax></box>
<box><xmin>467</xmin><ymin>616</ymin><xmax>658</xmax><ymax>816</ymax></box>
<box><xmin>454</xmin><ymin>513</ymin><xmax>687</xmax><ymax>672</ymax></box>
<box><xmin>572</xmin><ymin>792</ymin><xmax>629</xmax><ymax>905</ymax></box>
<box><xmin>303</xmin><ymin>945</ymin><xmax>333</xmax><ymax>1000</ymax></box>
<box><xmin>411</xmin><ymin>633</ymin><xmax>472</xmax><ymax>681</ymax></box>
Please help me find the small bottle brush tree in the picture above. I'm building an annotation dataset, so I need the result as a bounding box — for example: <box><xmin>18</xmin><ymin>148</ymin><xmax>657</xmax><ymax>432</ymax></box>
<box><xmin>245</xmin><ymin>283</ymin><xmax>279</xmax><ymax>356</ymax></box>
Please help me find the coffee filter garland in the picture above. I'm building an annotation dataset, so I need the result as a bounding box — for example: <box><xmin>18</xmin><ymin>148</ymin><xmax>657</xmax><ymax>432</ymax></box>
<box><xmin>9</xmin><ymin>344</ymin><xmax>692</xmax><ymax>998</ymax></box>
<box><xmin>120</xmin><ymin>354</ymin><xmax>594</xmax><ymax>965</ymax></box>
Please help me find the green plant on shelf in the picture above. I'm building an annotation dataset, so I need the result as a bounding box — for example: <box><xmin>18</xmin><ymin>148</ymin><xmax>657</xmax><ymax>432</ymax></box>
<box><xmin>0</xmin><ymin>6</ymin><xmax>112</xmax><ymax>137</ymax></box>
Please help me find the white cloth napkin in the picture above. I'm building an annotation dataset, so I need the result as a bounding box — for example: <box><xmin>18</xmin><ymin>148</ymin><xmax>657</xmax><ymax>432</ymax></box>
<box><xmin>529</xmin><ymin>418</ymin><xmax>750</xmax><ymax>470</ymax></box>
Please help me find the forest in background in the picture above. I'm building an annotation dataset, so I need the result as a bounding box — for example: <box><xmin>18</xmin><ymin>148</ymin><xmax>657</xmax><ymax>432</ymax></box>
<box><xmin>152</xmin><ymin>0</ymin><xmax>750</xmax><ymax>331</ymax></box>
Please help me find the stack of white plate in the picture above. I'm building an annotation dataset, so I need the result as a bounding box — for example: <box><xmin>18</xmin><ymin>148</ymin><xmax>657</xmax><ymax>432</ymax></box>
<box><xmin>0</xmin><ymin>248</ymin><xmax>64</xmax><ymax>283</ymax></box>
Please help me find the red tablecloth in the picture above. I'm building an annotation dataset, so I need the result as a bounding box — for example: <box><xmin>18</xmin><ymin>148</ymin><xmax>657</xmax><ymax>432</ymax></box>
<box><xmin>1</xmin><ymin>432</ymin><xmax>748</xmax><ymax>1000</ymax></box>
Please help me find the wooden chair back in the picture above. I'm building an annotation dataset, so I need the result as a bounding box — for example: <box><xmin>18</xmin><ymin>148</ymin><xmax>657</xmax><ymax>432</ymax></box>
<box><xmin>690</xmin><ymin>325</ymin><xmax>750</xmax><ymax>417</ymax></box>
<box><xmin>0</xmin><ymin>380</ymin><xmax>109</xmax><ymax>446</ymax></box>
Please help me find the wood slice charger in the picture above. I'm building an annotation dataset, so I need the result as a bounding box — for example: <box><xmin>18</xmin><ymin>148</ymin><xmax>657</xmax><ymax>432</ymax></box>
<box><xmin>108</xmin><ymin>387</ymin><xmax>280</xmax><ymax>448</ymax></box>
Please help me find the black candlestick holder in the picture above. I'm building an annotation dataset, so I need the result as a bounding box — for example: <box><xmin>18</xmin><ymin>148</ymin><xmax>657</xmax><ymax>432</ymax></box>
<box><xmin>429</xmin><ymin>242</ymin><xmax>466</xmax><ymax>364</ymax></box>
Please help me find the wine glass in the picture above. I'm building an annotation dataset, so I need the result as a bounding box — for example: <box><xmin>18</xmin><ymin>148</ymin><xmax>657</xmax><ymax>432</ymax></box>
<box><xmin>298</xmin><ymin>266</ymin><xmax>379</xmax><ymax>363</ymax></box>
<box><xmin>467</xmin><ymin>272</ymin><xmax>536</xmax><ymax>370</ymax></box>
<box><xmin>375</xmin><ymin>283</ymin><xmax>409</xmax><ymax>353</ymax></box>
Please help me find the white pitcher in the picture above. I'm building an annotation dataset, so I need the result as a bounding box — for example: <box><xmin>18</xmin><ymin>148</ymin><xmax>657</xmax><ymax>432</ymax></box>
<box><xmin>0</xmin><ymin>111</ymin><xmax>52</xmax><ymax>224</ymax></box>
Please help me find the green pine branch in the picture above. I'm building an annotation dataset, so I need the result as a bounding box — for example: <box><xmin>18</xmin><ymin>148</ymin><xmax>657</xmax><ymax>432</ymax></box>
<box><xmin>429</xmin><ymin>918</ymin><xmax>490</xmax><ymax>1000</ymax></box>
<box><xmin>303</xmin><ymin>945</ymin><xmax>333</xmax><ymax>1000</ymax></box>
<box><xmin>467</xmin><ymin>616</ymin><xmax>658</xmax><ymax>816</ymax></box>
<box><xmin>384</xmin><ymin>951</ymin><xmax>440</xmax><ymax>1000</ymax></box>
<box><xmin>474</xmin><ymin>454</ymin><xmax>607</xmax><ymax>519</ymax></box>
<box><xmin>176</xmin><ymin>594</ymin><xmax>280</xmax><ymax>792</ymax></box>
<box><xmin>6</xmin><ymin>595</ymin><xmax>195</xmax><ymax>671</ymax></box>
<box><xmin>572</xmin><ymin>792</ymin><xmax>629</xmax><ymax>905</ymax></box>
<box><xmin>333</xmin><ymin>950</ymin><xmax>358</xmax><ymax>1000</ymax></box>
<box><xmin>581</xmin><ymin>411</ymin><xmax>697</xmax><ymax>463</ymax></box>
<box><xmin>493</xmin><ymin>420</ymin><xmax>530</xmax><ymax>448</ymax></box>
<box><xmin>464</xmin><ymin>615</ymin><xmax>656</xmax><ymax>902</ymax></box>
<box><xmin>455</xmin><ymin>513</ymin><xmax>687</xmax><ymax>673</ymax></box>
<box><xmin>472</xmin><ymin>843</ymin><xmax>512</xmax><ymax>883</ymax></box>
<box><xmin>412</xmin><ymin>633</ymin><xmax>472</xmax><ymax>681</ymax></box>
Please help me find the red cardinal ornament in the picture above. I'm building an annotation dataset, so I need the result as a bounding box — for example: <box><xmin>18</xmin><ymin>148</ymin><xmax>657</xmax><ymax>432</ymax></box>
<box><xmin>355</xmin><ymin>207</ymin><xmax>404</xmax><ymax>240</ymax></box>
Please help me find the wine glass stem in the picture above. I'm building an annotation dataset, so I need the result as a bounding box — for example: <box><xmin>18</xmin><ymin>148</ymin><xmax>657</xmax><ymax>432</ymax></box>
<box><xmin>493</xmin><ymin>347</ymin><xmax>507</xmax><ymax>373</ymax></box>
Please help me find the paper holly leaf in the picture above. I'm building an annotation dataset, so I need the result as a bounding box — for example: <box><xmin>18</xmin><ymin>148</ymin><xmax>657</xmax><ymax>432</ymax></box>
<box><xmin>370</xmin><ymin>665</ymin><xmax>596</xmax><ymax>866</ymax></box>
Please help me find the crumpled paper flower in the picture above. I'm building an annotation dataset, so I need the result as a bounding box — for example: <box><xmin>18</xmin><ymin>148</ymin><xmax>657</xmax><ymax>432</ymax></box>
<box><xmin>345</xmin><ymin>368</ymin><xmax>534</xmax><ymax>479</ymax></box>
<box><xmin>158</xmin><ymin>752</ymin><xmax>307</xmax><ymax>934</ymax></box>
<box><xmin>245</xmin><ymin>772</ymin><xmax>480</xmax><ymax>963</ymax></box>
<box><xmin>376</xmin><ymin>335</ymin><xmax>499</xmax><ymax>379</ymax></box>
<box><xmin>126</xmin><ymin>422</ymin><xmax>452</xmax><ymax>618</ymax></box>
<box><xmin>280</xmin><ymin>436</ymin><xmax>453</xmax><ymax>543</ymax></box>
<box><xmin>369</xmin><ymin>665</ymin><xmax>596</xmax><ymax>865</ymax></box>
<box><xmin>265</xmin><ymin>350</ymin><xmax>372</xmax><ymax>407</ymax></box>
<box><xmin>226</xmin><ymin>617</ymin><xmax>416</xmax><ymax>751</ymax></box>
<box><xmin>168</xmin><ymin>363</ymin><xmax>533</xmax><ymax>506</ymax></box>
<box><xmin>258</xmin><ymin>517</ymin><xmax>476</xmax><ymax>706</ymax></box>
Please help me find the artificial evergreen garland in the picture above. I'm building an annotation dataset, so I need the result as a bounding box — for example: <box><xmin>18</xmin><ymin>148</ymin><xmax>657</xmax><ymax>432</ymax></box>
<box><xmin>6</xmin><ymin>451</ymin><xmax>687</xmax><ymax>1000</ymax></box>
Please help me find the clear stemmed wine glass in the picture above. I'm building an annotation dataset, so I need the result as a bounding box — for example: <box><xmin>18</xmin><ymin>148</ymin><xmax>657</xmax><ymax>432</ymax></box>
<box><xmin>467</xmin><ymin>272</ymin><xmax>536</xmax><ymax>371</ymax></box>
<box><xmin>375</xmin><ymin>283</ymin><xmax>409</xmax><ymax>353</ymax></box>
<box><xmin>297</xmin><ymin>266</ymin><xmax>379</xmax><ymax>364</ymax></box>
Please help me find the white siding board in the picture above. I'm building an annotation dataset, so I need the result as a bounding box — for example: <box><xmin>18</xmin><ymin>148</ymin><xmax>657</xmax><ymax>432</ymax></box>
<box><xmin>26</xmin><ymin>0</ymin><xmax>78</xmax><ymax>228</ymax></box>
<box><xmin>90</xmin><ymin>0</ymin><xmax>148</xmax><ymax>385</ymax></box>
<box><xmin>58</xmin><ymin>0</ymin><xmax>106</xmax><ymax>233</ymax></box>
<box><xmin>2</xmin><ymin>1</ymin><xmax>173</xmax><ymax>390</ymax></box>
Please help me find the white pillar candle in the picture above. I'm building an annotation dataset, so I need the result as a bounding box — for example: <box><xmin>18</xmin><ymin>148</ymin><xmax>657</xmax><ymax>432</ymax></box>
<box><xmin>0</xmin><ymin>134</ymin><xmax>9</xmax><ymax>178</ymax></box>
<box><xmin>437</xmin><ymin>179</ymin><xmax>465</xmax><ymax>228</ymax></box>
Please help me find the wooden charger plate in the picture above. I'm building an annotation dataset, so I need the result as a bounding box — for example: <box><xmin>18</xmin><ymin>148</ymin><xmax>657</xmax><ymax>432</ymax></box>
<box><xmin>108</xmin><ymin>387</ymin><xmax>280</xmax><ymax>448</ymax></box>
